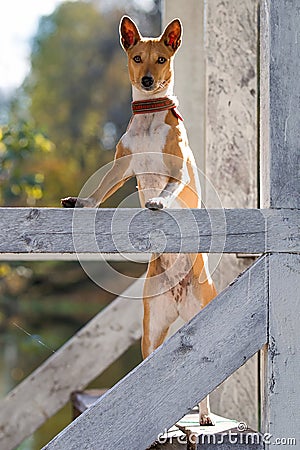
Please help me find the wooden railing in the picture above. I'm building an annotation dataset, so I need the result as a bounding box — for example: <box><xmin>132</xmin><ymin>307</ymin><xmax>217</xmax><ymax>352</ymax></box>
<box><xmin>40</xmin><ymin>254</ymin><xmax>268</xmax><ymax>450</ymax></box>
<box><xmin>0</xmin><ymin>206</ymin><xmax>299</xmax><ymax>449</ymax></box>
<box><xmin>1</xmin><ymin>0</ymin><xmax>300</xmax><ymax>448</ymax></box>
<box><xmin>0</xmin><ymin>207</ymin><xmax>299</xmax><ymax>255</ymax></box>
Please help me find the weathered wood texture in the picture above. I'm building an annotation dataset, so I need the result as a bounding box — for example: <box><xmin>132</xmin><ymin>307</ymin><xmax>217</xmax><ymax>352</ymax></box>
<box><xmin>198</xmin><ymin>444</ymin><xmax>263</xmax><ymax>450</ymax></box>
<box><xmin>0</xmin><ymin>253</ymin><xmax>149</xmax><ymax>262</ymax></box>
<box><xmin>163</xmin><ymin>0</ymin><xmax>206</xmax><ymax>193</ymax></box>
<box><xmin>260</xmin><ymin>0</ymin><xmax>300</xmax><ymax>209</ymax></box>
<box><xmin>197</xmin><ymin>431</ymin><xmax>264</xmax><ymax>449</ymax></box>
<box><xmin>176</xmin><ymin>410</ymin><xmax>263</xmax><ymax>450</ymax></box>
<box><xmin>164</xmin><ymin>0</ymin><xmax>260</xmax><ymax>429</ymax></box>
<box><xmin>263</xmin><ymin>254</ymin><xmax>300</xmax><ymax>447</ymax></box>
<box><xmin>0</xmin><ymin>278</ymin><xmax>144</xmax><ymax>450</ymax></box>
<box><xmin>260</xmin><ymin>0</ymin><xmax>300</xmax><ymax>444</ymax></box>
<box><xmin>72</xmin><ymin>395</ymin><xmax>263</xmax><ymax>450</ymax></box>
<box><xmin>43</xmin><ymin>256</ymin><xmax>268</xmax><ymax>450</ymax></box>
<box><xmin>198</xmin><ymin>439</ymin><xmax>263</xmax><ymax>450</ymax></box>
<box><xmin>0</xmin><ymin>208</ymin><xmax>299</xmax><ymax>256</ymax></box>
<box><xmin>210</xmin><ymin>354</ymin><xmax>258</xmax><ymax>432</ymax></box>
<box><xmin>205</xmin><ymin>1</ymin><xmax>258</xmax><ymax>427</ymax></box>
<box><xmin>206</xmin><ymin>0</ymin><xmax>257</xmax><ymax>210</ymax></box>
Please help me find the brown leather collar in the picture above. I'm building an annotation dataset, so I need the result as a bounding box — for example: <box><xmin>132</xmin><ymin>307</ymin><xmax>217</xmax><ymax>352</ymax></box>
<box><xmin>131</xmin><ymin>97</ymin><xmax>184</xmax><ymax>121</ymax></box>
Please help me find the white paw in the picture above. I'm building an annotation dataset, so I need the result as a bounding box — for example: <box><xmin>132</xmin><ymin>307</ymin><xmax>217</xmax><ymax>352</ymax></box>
<box><xmin>145</xmin><ymin>197</ymin><xmax>167</xmax><ymax>210</ymax></box>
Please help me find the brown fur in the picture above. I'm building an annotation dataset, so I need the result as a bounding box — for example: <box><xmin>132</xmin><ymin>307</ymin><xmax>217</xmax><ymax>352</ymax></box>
<box><xmin>61</xmin><ymin>16</ymin><xmax>217</xmax><ymax>426</ymax></box>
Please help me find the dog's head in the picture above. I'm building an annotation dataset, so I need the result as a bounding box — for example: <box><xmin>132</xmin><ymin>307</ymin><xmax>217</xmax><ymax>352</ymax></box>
<box><xmin>119</xmin><ymin>16</ymin><xmax>182</xmax><ymax>95</ymax></box>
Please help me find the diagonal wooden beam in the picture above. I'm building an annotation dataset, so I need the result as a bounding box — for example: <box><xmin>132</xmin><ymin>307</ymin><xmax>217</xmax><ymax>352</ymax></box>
<box><xmin>43</xmin><ymin>256</ymin><xmax>268</xmax><ymax>450</ymax></box>
<box><xmin>0</xmin><ymin>277</ymin><xmax>144</xmax><ymax>450</ymax></box>
<box><xmin>0</xmin><ymin>207</ymin><xmax>299</xmax><ymax>257</ymax></box>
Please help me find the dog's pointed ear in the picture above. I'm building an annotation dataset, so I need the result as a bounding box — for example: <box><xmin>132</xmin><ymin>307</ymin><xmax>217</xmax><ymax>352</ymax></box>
<box><xmin>160</xmin><ymin>19</ymin><xmax>182</xmax><ymax>52</ymax></box>
<box><xmin>120</xmin><ymin>16</ymin><xmax>141</xmax><ymax>51</ymax></box>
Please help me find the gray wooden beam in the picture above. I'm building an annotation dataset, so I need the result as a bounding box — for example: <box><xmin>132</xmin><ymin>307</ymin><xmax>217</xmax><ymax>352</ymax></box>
<box><xmin>205</xmin><ymin>0</ymin><xmax>258</xmax><ymax>428</ymax></box>
<box><xmin>0</xmin><ymin>278</ymin><xmax>144</xmax><ymax>450</ymax></box>
<box><xmin>262</xmin><ymin>254</ymin><xmax>300</xmax><ymax>448</ymax></box>
<box><xmin>0</xmin><ymin>208</ymin><xmax>299</xmax><ymax>256</ymax></box>
<box><xmin>197</xmin><ymin>432</ymin><xmax>264</xmax><ymax>450</ymax></box>
<box><xmin>260</xmin><ymin>0</ymin><xmax>300</xmax><ymax>209</ymax></box>
<box><xmin>43</xmin><ymin>256</ymin><xmax>268</xmax><ymax>450</ymax></box>
<box><xmin>260</xmin><ymin>1</ymin><xmax>300</xmax><ymax>446</ymax></box>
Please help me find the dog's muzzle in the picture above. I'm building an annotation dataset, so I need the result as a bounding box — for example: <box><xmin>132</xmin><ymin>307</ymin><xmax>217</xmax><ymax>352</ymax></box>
<box><xmin>141</xmin><ymin>76</ymin><xmax>154</xmax><ymax>89</ymax></box>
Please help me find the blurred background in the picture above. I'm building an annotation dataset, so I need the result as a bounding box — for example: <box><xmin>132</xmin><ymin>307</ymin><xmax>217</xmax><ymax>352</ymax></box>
<box><xmin>1</xmin><ymin>0</ymin><xmax>260</xmax><ymax>447</ymax></box>
<box><xmin>0</xmin><ymin>1</ymin><xmax>161</xmax><ymax>448</ymax></box>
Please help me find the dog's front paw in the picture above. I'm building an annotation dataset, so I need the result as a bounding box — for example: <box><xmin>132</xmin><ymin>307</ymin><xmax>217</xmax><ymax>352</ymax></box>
<box><xmin>145</xmin><ymin>197</ymin><xmax>167</xmax><ymax>210</ymax></box>
<box><xmin>61</xmin><ymin>197</ymin><xmax>91</xmax><ymax>208</ymax></box>
<box><xmin>200</xmin><ymin>414</ymin><xmax>215</xmax><ymax>426</ymax></box>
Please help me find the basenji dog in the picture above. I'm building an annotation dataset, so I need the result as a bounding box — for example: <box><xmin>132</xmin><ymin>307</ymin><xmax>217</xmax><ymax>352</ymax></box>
<box><xmin>62</xmin><ymin>16</ymin><xmax>217</xmax><ymax>425</ymax></box>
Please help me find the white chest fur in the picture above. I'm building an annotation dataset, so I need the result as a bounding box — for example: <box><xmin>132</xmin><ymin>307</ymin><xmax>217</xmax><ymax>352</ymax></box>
<box><xmin>121</xmin><ymin>111</ymin><xmax>170</xmax><ymax>155</ymax></box>
<box><xmin>121</xmin><ymin>111</ymin><xmax>171</xmax><ymax>203</ymax></box>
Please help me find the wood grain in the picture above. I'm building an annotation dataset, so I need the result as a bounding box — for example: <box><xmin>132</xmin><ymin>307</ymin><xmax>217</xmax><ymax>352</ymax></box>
<box><xmin>260</xmin><ymin>2</ymin><xmax>300</xmax><ymax>445</ymax></box>
<box><xmin>0</xmin><ymin>208</ymin><xmax>299</xmax><ymax>256</ymax></box>
<box><xmin>0</xmin><ymin>277</ymin><xmax>144</xmax><ymax>450</ymax></box>
<box><xmin>263</xmin><ymin>254</ymin><xmax>300</xmax><ymax>447</ymax></box>
<box><xmin>260</xmin><ymin>0</ymin><xmax>300</xmax><ymax>209</ymax></box>
<box><xmin>206</xmin><ymin>0</ymin><xmax>257</xmax><ymax>210</ymax></box>
<box><xmin>43</xmin><ymin>256</ymin><xmax>268</xmax><ymax>450</ymax></box>
<box><xmin>204</xmin><ymin>0</ymin><xmax>259</xmax><ymax>428</ymax></box>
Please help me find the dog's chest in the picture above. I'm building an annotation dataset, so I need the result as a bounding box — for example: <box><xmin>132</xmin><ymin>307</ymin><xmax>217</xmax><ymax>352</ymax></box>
<box><xmin>122</xmin><ymin>112</ymin><xmax>171</xmax><ymax>198</ymax></box>
<box><xmin>122</xmin><ymin>111</ymin><xmax>170</xmax><ymax>157</ymax></box>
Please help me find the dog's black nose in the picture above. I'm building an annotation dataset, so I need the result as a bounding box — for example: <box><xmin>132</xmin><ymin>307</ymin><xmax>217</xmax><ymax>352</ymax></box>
<box><xmin>141</xmin><ymin>76</ymin><xmax>154</xmax><ymax>88</ymax></box>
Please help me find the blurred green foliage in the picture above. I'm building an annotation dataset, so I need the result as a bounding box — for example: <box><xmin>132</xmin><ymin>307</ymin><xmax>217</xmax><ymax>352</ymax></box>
<box><xmin>0</xmin><ymin>2</ymin><xmax>160</xmax><ymax>447</ymax></box>
<box><xmin>1</xmin><ymin>0</ymin><xmax>161</xmax><ymax>207</ymax></box>
<box><xmin>0</xmin><ymin>1</ymin><xmax>162</xmax><ymax>279</ymax></box>
<box><xmin>0</xmin><ymin>121</ymin><xmax>54</xmax><ymax>206</ymax></box>
<box><xmin>24</xmin><ymin>1</ymin><xmax>133</xmax><ymax>205</ymax></box>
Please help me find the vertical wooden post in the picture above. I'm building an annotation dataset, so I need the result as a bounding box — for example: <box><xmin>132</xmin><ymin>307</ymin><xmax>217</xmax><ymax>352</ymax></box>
<box><xmin>266</xmin><ymin>254</ymin><xmax>300</xmax><ymax>445</ymax></box>
<box><xmin>163</xmin><ymin>0</ymin><xmax>206</xmax><ymax>178</ymax></box>
<box><xmin>260</xmin><ymin>0</ymin><xmax>300</xmax><ymax>210</ymax></box>
<box><xmin>205</xmin><ymin>0</ymin><xmax>258</xmax><ymax>429</ymax></box>
<box><xmin>260</xmin><ymin>0</ymin><xmax>300</xmax><ymax>445</ymax></box>
<box><xmin>164</xmin><ymin>0</ymin><xmax>259</xmax><ymax>429</ymax></box>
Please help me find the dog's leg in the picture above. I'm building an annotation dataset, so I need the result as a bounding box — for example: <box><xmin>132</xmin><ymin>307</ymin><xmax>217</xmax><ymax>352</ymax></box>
<box><xmin>142</xmin><ymin>289</ymin><xmax>179</xmax><ymax>358</ymax></box>
<box><xmin>178</xmin><ymin>302</ymin><xmax>215</xmax><ymax>426</ymax></box>
<box><xmin>145</xmin><ymin>178</ymin><xmax>186</xmax><ymax>210</ymax></box>
<box><xmin>61</xmin><ymin>144</ymin><xmax>133</xmax><ymax>208</ymax></box>
<box><xmin>199</xmin><ymin>397</ymin><xmax>214</xmax><ymax>426</ymax></box>
<box><xmin>177</xmin><ymin>254</ymin><xmax>216</xmax><ymax>426</ymax></box>
<box><xmin>142</xmin><ymin>258</ymin><xmax>179</xmax><ymax>358</ymax></box>
<box><xmin>145</xmin><ymin>157</ymin><xmax>190</xmax><ymax>210</ymax></box>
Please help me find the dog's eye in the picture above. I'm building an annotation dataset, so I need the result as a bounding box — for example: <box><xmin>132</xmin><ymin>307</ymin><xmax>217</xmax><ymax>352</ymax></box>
<box><xmin>157</xmin><ymin>57</ymin><xmax>167</xmax><ymax>64</ymax></box>
<box><xmin>133</xmin><ymin>55</ymin><xmax>142</xmax><ymax>63</ymax></box>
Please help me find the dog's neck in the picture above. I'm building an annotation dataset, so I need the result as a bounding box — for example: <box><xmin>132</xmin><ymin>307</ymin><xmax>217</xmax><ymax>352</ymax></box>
<box><xmin>132</xmin><ymin>81</ymin><xmax>175</xmax><ymax>102</ymax></box>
